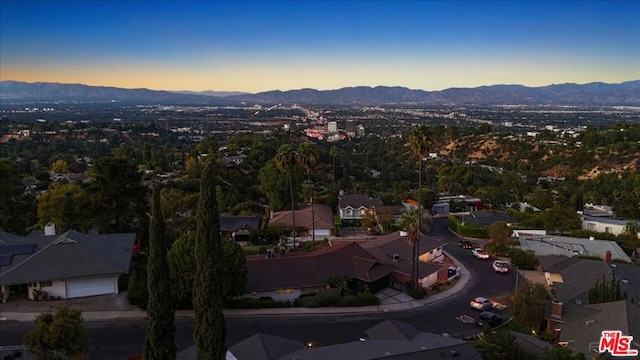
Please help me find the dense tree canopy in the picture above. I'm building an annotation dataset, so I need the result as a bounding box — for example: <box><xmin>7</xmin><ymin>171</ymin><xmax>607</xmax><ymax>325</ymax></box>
<box><xmin>23</xmin><ymin>306</ymin><xmax>90</xmax><ymax>359</ymax></box>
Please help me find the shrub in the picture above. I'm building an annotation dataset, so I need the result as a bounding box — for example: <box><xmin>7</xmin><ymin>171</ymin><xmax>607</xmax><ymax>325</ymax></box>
<box><xmin>226</xmin><ymin>297</ymin><xmax>292</xmax><ymax>309</ymax></box>
<box><xmin>337</xmin><ymin>295</ymin><xmax>357</xmax><ymax>307</ymax></box>
<box><xmin>301</xmin><ymin>297</ymin><xmax>319</xmax><ymax>308</ymax></box>
<box><xmin>355</xmin><ymin>292</ymin><xmax>380</xmax><ymax>306</ymax></box>
<box><xmin>314</xmin><ymin>288</ymin><xmax>342</xmax><ymax>307</ymax></box>
<box><xmin>227</xmin><ymin>297</ymin><xmax>259</xmax><ymax>309</ymax></box>
<box><xmin>301</xmin><ymin>288</ymin><xmax>341</xmax><ymax>307</ymax></box>
<box><xmin>508</xmin><ymin>248</ymin><xmax>539</xmax><ymax>270</ymax></box>
<box><xmin>405</xmin><ymin>281</ymin><xmax>427</xmax><ymax>299</ymax></box>
<box><xmin>127</xmin><ymin>280</ymin><xmax>148</xmax><ymax>310</ymax></box>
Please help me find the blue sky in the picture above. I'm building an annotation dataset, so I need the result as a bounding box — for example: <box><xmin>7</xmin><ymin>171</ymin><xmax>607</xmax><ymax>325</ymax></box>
<box><xmin>1</xmin><ymin>0</ymin><xmax>638</xmax><ymax>92</ymax></box>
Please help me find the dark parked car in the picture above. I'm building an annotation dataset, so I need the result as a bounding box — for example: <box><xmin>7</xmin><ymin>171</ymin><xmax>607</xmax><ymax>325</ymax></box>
<box><xmin>476</xmin><ymin>311</ymin><xmax>503</xmax><ymax>327</ymax></box>
<box><xmin>458</xmin><ymin>240</ymin><xmax>477</xmax><ymax>249</ymax></box>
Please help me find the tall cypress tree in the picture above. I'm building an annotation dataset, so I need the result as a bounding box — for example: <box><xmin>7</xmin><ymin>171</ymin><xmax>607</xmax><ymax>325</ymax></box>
<box><xmin>193</xmin><ymin>160</ymin><xmax>226</xmax><ymax>359</ymax></box>
<box><xmin>144</xmin><ymin>183</ymin><xmax>176</xmax><ymax>360</ymax></box>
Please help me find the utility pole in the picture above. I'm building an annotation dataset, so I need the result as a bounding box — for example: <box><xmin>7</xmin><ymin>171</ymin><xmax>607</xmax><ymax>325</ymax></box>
<box><xmin>510</xmin><ymin>262</ymin><xmax>520</xmax><ymax>303</ymax></box>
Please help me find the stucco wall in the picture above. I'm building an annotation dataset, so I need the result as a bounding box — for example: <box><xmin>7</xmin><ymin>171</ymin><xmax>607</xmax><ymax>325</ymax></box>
<box><xmin>27</xmin><ymin>280</ymin><xmax>66</xmax><ymax>300</ymax></box>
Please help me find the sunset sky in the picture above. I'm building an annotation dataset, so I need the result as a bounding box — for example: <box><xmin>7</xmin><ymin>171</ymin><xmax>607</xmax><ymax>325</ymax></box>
<box><xmin>1</xmin><ymin>0</ymin><xmax>639</xmax><ymax>93</ymax></box>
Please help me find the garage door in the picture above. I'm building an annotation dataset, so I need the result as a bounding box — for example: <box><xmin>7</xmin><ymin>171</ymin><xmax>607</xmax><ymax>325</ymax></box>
<box><xmin>66</xmin><ymin>277</ymin><xmax>115</xmax><ymax>298</ymax></box>
<box><xmin>313</xmin><ymin>229</ymin><xmax>331</xmax><ymax>237</ymax></box>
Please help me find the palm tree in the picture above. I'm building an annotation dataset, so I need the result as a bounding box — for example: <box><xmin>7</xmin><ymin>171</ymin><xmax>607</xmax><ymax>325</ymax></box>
<box><xmin>330</xmin><ymin>145</ymin><xmax>339</xmax><ymax>190</ymax></box>
<box><xmin>405</xmin><ymin>125</ymin><xmax>433</xmax><ymax>284</ymax></box>
<box><xmin>275</xmin><ymin>144</ymin><xmax>297</xmax><ymax>248</ymax></box>
<box><xmin>397</xmin><ymin>206</ymin><xmax>430</xmax><ymax>287</ymax></box>
<box><xmin>296</xmin><ymin>143</ymin><xmax>317</xmax><ymax>245</ymax></box>
<box><xmin>406</xmin><ymin>124</ymin><xmax>433</xmax><ymax>209</ymax></box>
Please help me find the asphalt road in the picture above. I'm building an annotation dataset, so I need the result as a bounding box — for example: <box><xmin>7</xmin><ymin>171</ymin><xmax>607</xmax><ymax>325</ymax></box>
<box><xmin>0</xmin><ymin>217</ymin><xmax>521</xmax><ymax>359</ymax></box>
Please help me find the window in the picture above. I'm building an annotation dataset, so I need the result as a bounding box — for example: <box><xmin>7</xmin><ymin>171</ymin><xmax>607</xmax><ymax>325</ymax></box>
<box><xmin>605</xmin><ymin>227</ymin><xmax>612</xmax><ymax>234</ymax></box>
<box><xmin>587</xmin><ymin>223</ymin><xmax>595</xmax><ymax>231</ymax></box>
<box><xmin>39</xmin><ymin>281</ymin><xmax>52</xmax><ymax>287</ymax></box>
<box><xmin>276</xmin><ymin>288</ymin><xmax>294</xmax><ymax>294</ymax></box>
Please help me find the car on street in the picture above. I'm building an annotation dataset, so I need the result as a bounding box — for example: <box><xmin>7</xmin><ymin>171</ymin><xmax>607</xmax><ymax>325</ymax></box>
<box><xmin>472</xmin><ymin>248</ymin><xmax>489</xmax><ymax>259</ymax></box>
<box><xmin>476</xmin><ymin>311</ymin><xmax>503</xmax><ymax>327</ymax></box>
<box><xmin>470</xmin><ymin>296</ymin><xmax>493</xmax><ymax>310</ymax></box>
<box><xmin>492</xmin><ymin>260</ymin><xmax>509</xmax><ymax>273</ymax></box>
<box><xmin>458</xmin><ymin>240</ymin><xmax>477</xmax><ymax>249</ymax></box>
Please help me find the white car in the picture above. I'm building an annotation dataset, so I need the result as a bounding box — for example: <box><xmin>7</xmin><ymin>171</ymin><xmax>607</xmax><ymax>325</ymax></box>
<box><xmin>472</xmin><ymin>248</ymin><xmax>489</xmax><ymax>260</ymax></box>
<box><xmin>492</xmin><ymin>260</ymin><xmax>509</xmax><ymax>273</ymax></box>
<box><xmin>446</xmin><ymin>266</ymin><xmax>461</xmax><ymax>282</ymax></box>
<box><xmin>470</xmin><ymin>297</ymin><xmax>493</xmax><ymax>311</ymax></box>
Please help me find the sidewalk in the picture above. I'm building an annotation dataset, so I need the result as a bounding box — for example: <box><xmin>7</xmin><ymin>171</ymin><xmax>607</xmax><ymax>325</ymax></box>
<box><xmin>0</xmin><ymin>254</ymin><xmax>470</xmax><ymax>323</ymax></box>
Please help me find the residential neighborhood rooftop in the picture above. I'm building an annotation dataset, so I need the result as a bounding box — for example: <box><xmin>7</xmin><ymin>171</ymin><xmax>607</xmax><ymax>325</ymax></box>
<box><xmin>518</xmin><ymin>235</ymin><xmax>632</xmax><ymax>262</ymax></box>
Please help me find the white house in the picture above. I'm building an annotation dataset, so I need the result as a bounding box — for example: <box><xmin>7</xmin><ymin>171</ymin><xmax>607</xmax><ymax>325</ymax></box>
<box><xmin>0</xmin><ymin>229</ymin><xmax>136</xmax><ymax>302</ymax></box>
<box><xmin>338</xmin><ymin>193</ymin><xmax>383</xmax><ymax>222</ymax></box>
<box><xmin>582</xmin><ymin>215</ymin><xmax>631</xmax><ymax>236</ymax></box>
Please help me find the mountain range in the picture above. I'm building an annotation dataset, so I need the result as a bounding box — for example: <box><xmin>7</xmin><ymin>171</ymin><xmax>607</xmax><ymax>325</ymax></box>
<box><xmin>1</xmin><ymin>80</ymin><xmax>639</xmax><ymax>106</ymax></box>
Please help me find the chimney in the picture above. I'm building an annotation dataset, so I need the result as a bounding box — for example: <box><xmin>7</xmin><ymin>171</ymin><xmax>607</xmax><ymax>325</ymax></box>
<box><xmin>551</xmin><ymin>301</ymin><xmax>563</xmax><ymax>319</ymax></box>
<box><xmin>605</xmin><ymin>250</ymin><xmax>612</xmax><ymax>263</ymax></box>
<box><xmin>44</xmin><ymin>222</ymin><xmax>56</xmax><ymax>236</ymax></box>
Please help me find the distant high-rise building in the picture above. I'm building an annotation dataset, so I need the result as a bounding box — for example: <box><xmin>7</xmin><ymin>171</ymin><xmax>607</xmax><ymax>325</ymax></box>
<box><xmin>155</xmin><ymin>118</ymin><xmax>169</xmax><ymax>130</ymax></box>
<box><xmin>328</xmin><ymin>121</ymin><xmax>337</xmax><ymax>133</ymax></box>
<box><xmin>357</xmin><ymin>125</ymin><xmax>365</xmax><ymax>137</ymax></box>
<box><xmin>345</xmin><ymin>119</ymin><xmax>356</xmax><ymax>133</ymax></box>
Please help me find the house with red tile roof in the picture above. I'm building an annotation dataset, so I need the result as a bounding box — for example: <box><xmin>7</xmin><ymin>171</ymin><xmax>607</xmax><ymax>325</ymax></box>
<box><xmin>360</xmin><ymin>231</ymin><xmax>448</xmax><ymax>290</ymax></box>
<box><xmin>243</xmin><ymin>242</ymin><xmax>398</xmax><ymax>301</ymax></box>
<box><xmin>268</xmin><ymin>203</ymin><xmax>334</xmax><ymax>238</ymax></box>
<box><xmin>243</xmin><ymin>229</ymin><xmax>450</xmax><ymax>301</ymax></box>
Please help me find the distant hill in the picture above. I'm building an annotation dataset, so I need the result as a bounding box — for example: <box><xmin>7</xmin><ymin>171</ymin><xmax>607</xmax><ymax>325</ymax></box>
<box><xmin>226</xmin><ymin>81</ymin><xmax>640</xmax><ymax>105</ymax></box>
<box><xmin>172</xmin><ymin>90</ymin><xmax>248</xmax><ymax>97</ymax></box>
<box><xmin>0</xmin><ymin>81</ymin><xmax>226</xmax><ymax>105</ymax></box>
<box><xmin>1</xmin><ymin>80</ymin><xmax>638</xmax><ymax>105</ymax></box>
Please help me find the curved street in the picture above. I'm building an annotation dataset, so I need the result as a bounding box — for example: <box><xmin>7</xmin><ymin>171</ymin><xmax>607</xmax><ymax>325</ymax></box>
<box><xmin>0</xmin><ymin>217</ymin><xmax>521</xmax><ymax>359</ymax></box>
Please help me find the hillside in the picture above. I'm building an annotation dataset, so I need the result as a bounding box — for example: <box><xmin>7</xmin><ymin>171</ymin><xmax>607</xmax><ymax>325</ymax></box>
<box><xmin>2</xmin><ymin>80</ymin><xmax>639</xmax><ymax>105</ymax></box>
<box><xmin>437</xmin><ymin>135</ymin><xmax>640</xmax><ymax>179</ymax></box>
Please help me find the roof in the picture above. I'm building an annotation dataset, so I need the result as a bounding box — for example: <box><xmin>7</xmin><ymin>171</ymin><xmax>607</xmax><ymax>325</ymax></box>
<box><xmin>582</xmin><ymin>204</ymin><xmax>614</xmax><ymax>217</ymax></box>
<box><xmin>269</xmin><ymin>204</ymin><xmax>334</xmax><ymax>229</ymax></box>
<box><xmin>519</xmin><ymin>235</ymin><xmax>632</xmax><ymax>262</ymax></box>
<box><xmin>219</xmin><ymin>216</ymin><xmax>261</xmax><ymax>233</ymax></box>
<box><xmin>365</xmin><ymin>319</ymin><xmax>420</xmax><ymax>341</ymax></box>
<box><xmin>338</xmin><ymin>194</ymin><xmax>383</xmax><ymax>210</ymax></box>
<box><xmin>360</xmin><ymin>231</ymin><xmax>444</xmax><ymax>279</ymax></box>
<box><xmin>509</xmin><ymin>331</ymin><xmax>554</xmax><ymax>356</ymax></box>
<box><xmin>539</xmin><ymin>256</ymin><xmax>614</xmax><ymax>303</ymax></box>
<box><xmin>179</xmin><ymin>320</ymin><xmax>481</xmax><ymax>360</ymax></box>
<box><xmin>582</xmin><ymin>215</ymin><xmax>631</xmax><ymax>226</ymax></box>
<box><xmin>556</xmin><ymin>300</ymin><xmax>634</xmax><ymax>357</ymax></box>
<box><xmin>244</xmin><ymin>242</ymin><xmax>398</xmax><ymax>292</ymax></box>
<box><xmin>0</xmin><ymin>230</ymin><xmax>136</xmax><ymax>285</ymax></box>
<box><xmin>279</xmin><ymin>333</ymin><xmax>481</xmax><ymax>360</ymax></box>
<box><xmin>374</xmin><ymin>205</ymin><xmax>404</xmax><ymax>218</ymax></box>
<box><xmin>608</xmin><ymin>263</ymin><xmax>640</xmax><ymax>342</ymax></box>
<box><xmin>229</xmin><ymin>333</ymin><xmax>305</xmax><ymax>360</ymax></box>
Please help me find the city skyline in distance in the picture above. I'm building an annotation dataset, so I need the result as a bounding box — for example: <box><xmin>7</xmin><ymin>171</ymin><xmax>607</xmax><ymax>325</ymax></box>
<box><xmin>1</xmin><ymin>1</ymin><xmax>639</xmax><ymax>93</ymax></box>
